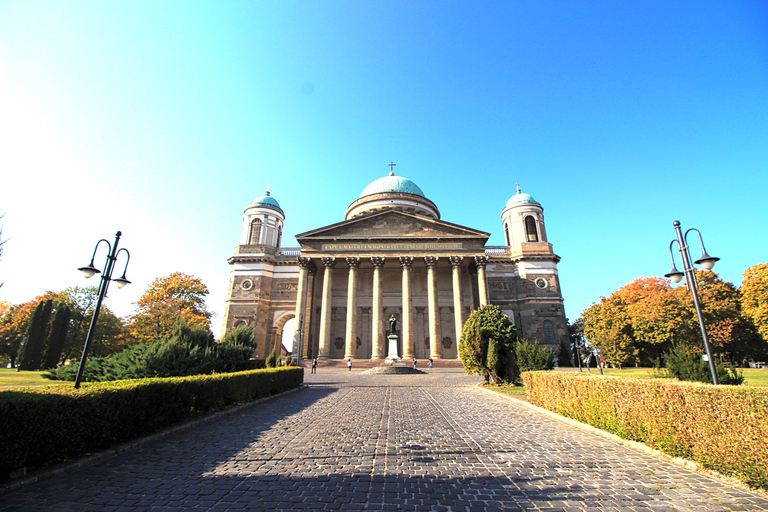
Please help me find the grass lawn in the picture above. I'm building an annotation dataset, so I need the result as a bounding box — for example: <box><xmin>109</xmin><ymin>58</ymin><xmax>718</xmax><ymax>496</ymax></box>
<box><xmin>0</xmin><ymin>368</ymin><xmax>53</xmax><ymax>388</ymax></box>
<box><xmin>570</xmin><ymin>366</ymin><xmax>768</xmax><ymax>387</ymax></box>
<box><xmin>742</xmin><ymin>368</ymin><xmax>768</xmax><ymax>387</ymax></box>
<box><xmin>480</xmin><ymin>382</ymin><xmax>528</xmax><ymax>400</ymax></box>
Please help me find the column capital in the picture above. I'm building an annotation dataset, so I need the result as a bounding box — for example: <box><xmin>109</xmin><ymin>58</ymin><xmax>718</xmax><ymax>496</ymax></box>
<box><xmin>298</xmin><ymin>257</ymin><xmax>311</xmax><ymax>269</ymax></box>
<box><xmin>308</xmin><ymin>263</ymin><xmax>318</xmax><ymax>277</ymax></box>
<box><xmin>399</xmin><ymin>256</ymin><xmax>414</xmax><ymax>269</ymax></box>
<box><xmin>346</xmin><ymin>256</ymin><xmax>361</xmax><ymax>269</ymax></box>
<box><xmin>322</xmin><ymin>256</ymin><xmax>336</xmax><ymax>268</ymax></box>
<box><xmin>474</xmin><ymin>255</ymin><xmax>489</xmax><ymax>268</ymax></box>
<box><xmin>424</xmin><ymin>256</ymin><xmax>439</xmax><ymax>268</ymax></box>
<box><xmin>449</xmin><ymin>255</ymin><xmax>463</xmax><ymax>268</ymax></box>
<box><xmin>371</xmin><ymin>256</ymin><xmax>386</xmax><ymax>269</ymax></box>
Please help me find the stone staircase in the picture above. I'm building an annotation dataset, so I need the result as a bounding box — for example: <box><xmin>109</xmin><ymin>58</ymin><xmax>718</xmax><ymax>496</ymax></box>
<box><xmin>297</xmin><ymin>358</ymin><xmax>465</xmax><ymax>369</ymax></box>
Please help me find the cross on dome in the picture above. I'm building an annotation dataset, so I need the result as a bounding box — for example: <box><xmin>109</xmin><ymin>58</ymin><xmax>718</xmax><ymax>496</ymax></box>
<box><xmin>388</xmin><ymin>161</ymin><xmax>396</xmax><ymax>176</ymax></box>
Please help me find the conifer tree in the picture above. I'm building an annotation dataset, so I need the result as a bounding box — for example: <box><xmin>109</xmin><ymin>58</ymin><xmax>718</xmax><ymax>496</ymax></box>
<box><xmin>19</xmin><ymin>299</ymin><xmax>53</xmax><ymax>370</ymax></box>
<box><xmin>43</xmin><ymin>305</ymin><xmax>70</xmax><ymax>368</ymax></box>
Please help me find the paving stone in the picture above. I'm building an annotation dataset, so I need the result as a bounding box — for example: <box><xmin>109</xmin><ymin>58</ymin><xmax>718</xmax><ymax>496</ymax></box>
<box><xmin>2</xmin><ymin>368</ymin><xmax>767</xmax><ymax>511</ymax></box>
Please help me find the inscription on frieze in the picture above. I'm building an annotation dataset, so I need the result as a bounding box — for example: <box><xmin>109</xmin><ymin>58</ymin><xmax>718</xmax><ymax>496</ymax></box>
<box><xmin>321</xmin><ymin>242</ymin><xmax>463</xmax><ymax>251</ymax></box>
<box><xmin>489</xmin><ymin>282</ymin><xmax>509</xmax><ymax>291</ymax></box>
<box><xmin>275</xmin><ymin>282</ymin><xmax>298</xmax><ymax>291</ymax></box>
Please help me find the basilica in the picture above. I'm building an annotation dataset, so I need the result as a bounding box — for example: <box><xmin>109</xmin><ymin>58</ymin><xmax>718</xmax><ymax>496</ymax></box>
<box><xmin>221</xmin><ymin>169</ymin><xmax>568</xmax><ymax>360</ymax></box>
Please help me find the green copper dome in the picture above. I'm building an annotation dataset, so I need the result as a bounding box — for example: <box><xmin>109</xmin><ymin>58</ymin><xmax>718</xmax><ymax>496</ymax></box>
<box><xmin>251</xmin><ymin>189</ymin><xmax>283</xmax><ymax>213</ymax></box>
<box><xmin>359</xmin><ymin>172</ymin><xmax>425</xmax><ymax>198</ymax></box>
<box><xmin>505</xmin><ymin>185</ymin><xmax>540</xmax><ymax>208</ymax></box>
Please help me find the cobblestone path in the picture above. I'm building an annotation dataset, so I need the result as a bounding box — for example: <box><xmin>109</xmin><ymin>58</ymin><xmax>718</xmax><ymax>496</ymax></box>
<box><xmin>2</xmin><ymin>369</ymin><xmax>766</xmax><ymax>511</ymax></box>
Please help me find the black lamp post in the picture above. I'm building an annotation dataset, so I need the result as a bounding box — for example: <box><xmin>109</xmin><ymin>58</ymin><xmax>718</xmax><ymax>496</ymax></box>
<box><xmin>292</xmin><ymin>315</ymin><xmax>304</xmax><ymax>365</ymax></box>
<box><xmin>74</xmin><ymin>231</ymin><xmax>130</xmax><ymax>389</ymax></box>
<box><xmin>664</xmin><ymin>220</ymin><xmax>720</xmax><ymax>385</ymax></box>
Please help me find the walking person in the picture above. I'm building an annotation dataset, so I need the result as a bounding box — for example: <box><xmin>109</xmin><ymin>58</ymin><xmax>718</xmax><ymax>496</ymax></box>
<box><xmin>347</xmin><ymin>358</ymin><xmax>352</xmax><ymax>372</ymax></box>
<box><xmin>413</xmin><ymin>359</ymin><xmax>418</xmax><ymax>370</ymax></box>
<box><xmin>311</xmin><ymin>358</ymin><xmax>317</xmax><ymax>374</ymax></box>
<box><xmin>428</xmin><ymin>357</ymin><xmax>433</xmax><ymax>370</ymax></box>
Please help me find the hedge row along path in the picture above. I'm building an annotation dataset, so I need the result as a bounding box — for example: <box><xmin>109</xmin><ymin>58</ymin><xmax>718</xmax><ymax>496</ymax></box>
<box><xmin>3</xmin><ymin>368</ymin><xmax>767</xmax><ymax>511</ymax></box>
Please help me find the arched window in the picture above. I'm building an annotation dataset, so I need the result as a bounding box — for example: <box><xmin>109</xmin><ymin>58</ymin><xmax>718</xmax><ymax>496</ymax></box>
<box><xmin>543</xmin><ymin>320</ymin><xmax>556</xmax><ymax>345</ymax></box>
<box><xmin>276</xmin><ymin>226</ymin><xmax>282</xmax><ymax>247</ymax></box>
<box><xmin>504</xmin><ymin>223</ymin><xmax>510</xmax><ymax>246</ymax></box>
<box><xmin>249</xmin><ymin>219</ymin><xmax>262</xmax><ymax>245</ymax></box>
<box><xmin>524</xmin><ymin>216</ymin><xmax>539</xmax><ymax>242</ymax></box>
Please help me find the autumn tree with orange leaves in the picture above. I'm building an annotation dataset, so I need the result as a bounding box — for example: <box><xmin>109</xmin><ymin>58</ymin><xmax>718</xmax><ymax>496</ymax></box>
<box><xmin>741</xmin><ymin>263</ymin><xmax>768</xmax><ymax>343</ymax></box>
<box><xmin>130</xmin><ymin>272</ymin><xmax>213</xmax><ymax>344</ymax></box>
<box><xmin>581</xmin><ymin>271</ymin><xmax>764</xmax><ymax>366</ymax></box>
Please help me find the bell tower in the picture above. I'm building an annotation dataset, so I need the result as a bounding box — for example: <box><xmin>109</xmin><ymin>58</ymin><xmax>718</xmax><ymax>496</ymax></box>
<box><xmin>241</xmin><ymin>186</ymin><xmax>284</xmax><ymax>248</ymax></box>
<box><xmin>498</xmin><ymin>184</ymin><xmax>567</xmax><ymax>351</ymax></box>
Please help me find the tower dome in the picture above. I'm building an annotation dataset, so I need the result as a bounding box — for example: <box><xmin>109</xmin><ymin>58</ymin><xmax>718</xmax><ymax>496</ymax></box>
<box><xmin>345</xmin><ymin>168</ymin><xmax>440</xmax><ymax>220</ymax></box>
<box><xmin>250</xmin><ymin>190</ymin><xmax>284</xmax><ymax>214</ymax></box>
<box><xmin>500</xmin><ymin>184</ymin><xmax>547</xmax><ymax>247</ymax></box>
<box><xmin>504</xmin><ymin>185</ymin><xmax>540</xmax><ymax>209</ymax></box>
<box><xmin>240</xmin><ymin>186</ymin><xmax>285</xmax><ymax>247</ymax></box>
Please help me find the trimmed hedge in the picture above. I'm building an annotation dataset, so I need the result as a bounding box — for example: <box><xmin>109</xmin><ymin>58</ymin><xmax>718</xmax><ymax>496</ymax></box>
<box><xmin>0</xmin><ymin>367</ymin><xmax>303</xmax><ymax>479</ymax></box>
<box><xmin>521</xmin><ymin>371</ymin><xmax>768</xmax><ymax>490</ymax></box>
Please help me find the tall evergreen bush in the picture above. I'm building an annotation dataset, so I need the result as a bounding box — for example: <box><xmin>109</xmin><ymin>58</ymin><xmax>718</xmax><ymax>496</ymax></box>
<box><xmin>459</xmin><ymin>305</ymin><xmax>518</xmax><ymax>384</ymax></box>
<box><xmin>265</xmin><ymin>347</ymin><xmax>278</xmax><ymax>368</ymax></box>
<box><xmin>43</xmin><ymin>305</ymin><xmax>70</xmax><ymax>369</ymax></box>
<box><xmin>18</xmin><ymin>300</ymin><xmax>53</xmax><ymax>370</ymax></box>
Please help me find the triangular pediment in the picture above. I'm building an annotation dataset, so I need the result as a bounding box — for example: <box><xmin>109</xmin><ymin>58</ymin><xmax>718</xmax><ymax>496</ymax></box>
<box><xmin>295</xmin><ymin>210</ymin><xmax>489</xmax><ymax>247</ymax></box>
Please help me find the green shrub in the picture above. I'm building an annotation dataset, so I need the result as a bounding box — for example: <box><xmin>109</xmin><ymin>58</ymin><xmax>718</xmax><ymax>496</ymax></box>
<box><xmin>521</xmin><ymin>371</ymin><xmax>768</xmax><ymax>490</ymax></box>
<box><xmin>0</xmin><ymin>367</ymin><xmax>303</xmax><ymax>478</ymax></box>
<box><xmin>458</xmin><ymin>305</ymin><xmax>518</xmax><ymax>384</ymax></box>
<box><xmin>266</xmin><ymin>347</ymin><xmax>278</xmax><ymax>368</ymax></box>
<box><xmin>44</xmin><ymin>323</ymin><xmax>257</xmax><ymax>382</ymax></box>
<box><xmin>665</xmin><ymin>342</ymin><xmax>744</xmax><ymax>385</ymax></box>
<box><xmin>515</xmin><ymin>339</ymin><xmax>556</xmax><ymax>375</ymax></box>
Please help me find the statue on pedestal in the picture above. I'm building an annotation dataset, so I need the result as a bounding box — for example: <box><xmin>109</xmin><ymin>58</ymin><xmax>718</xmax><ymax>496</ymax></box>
<box><xmin>388</xmin><ymin>315</ymin><xmax>397</xmax><ymax>335</ymax></box>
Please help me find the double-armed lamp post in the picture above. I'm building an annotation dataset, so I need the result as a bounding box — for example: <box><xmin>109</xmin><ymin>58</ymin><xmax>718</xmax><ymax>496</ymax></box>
<box><xmin>74</xmin><ymin>231</ymin><xmax>131</xmax><ymax>389</ymax></box>
<box><xmin>664</xmin><ymin>220</ymin><xmax>720</xmax><ymax>385</ymax></box>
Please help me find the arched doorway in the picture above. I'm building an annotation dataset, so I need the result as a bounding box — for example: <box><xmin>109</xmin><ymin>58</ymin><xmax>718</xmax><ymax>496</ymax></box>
<box><xmin>272</xmin><ymin>312</ymin><xmax>295</xmax><ymax>357</ymax></box>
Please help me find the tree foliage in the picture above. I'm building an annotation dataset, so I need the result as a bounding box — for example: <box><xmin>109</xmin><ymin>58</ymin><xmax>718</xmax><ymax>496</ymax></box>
<box><xmin>741</xmin><ymin>263</ymin><xmax>768</xmax><ymax>342</ymax></box>
<box><xmin>581</xmin><ymin>272</ymin><xmax>765</xmax><ymax>367</ymax></box>
<box><xmin>0</xmin><ymin>292</ymin><xmax>57</xmax><ymax>367</ymax></box>
<box><xmin>130</xmin><ymin>272</ymin><xmax>213</xmax><ymax>344</ymax></box>
<box><xmin>57</xmin><ymin>286</ymin><xmax>134</xmax><ymax>360</ymax></box>
<box><xmin>459</xmin><ymin>305</ymin><xmax>518</xmax><ymax>384</ymax></box>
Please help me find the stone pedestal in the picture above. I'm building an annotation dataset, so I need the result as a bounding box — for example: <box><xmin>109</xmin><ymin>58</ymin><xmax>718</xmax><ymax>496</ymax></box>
<box><xmin>385</xmin><ymin>334</ymin><xmax>400</xmax><ymax>364</ymax></box>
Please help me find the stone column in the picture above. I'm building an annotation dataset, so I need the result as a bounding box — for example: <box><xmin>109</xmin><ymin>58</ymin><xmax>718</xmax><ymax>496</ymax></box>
<box><xmin>399</xmin><ymin>256</ymin><xmax>414</xmax><ymax>359</ymax></box>
<box><xmin>303</xmin><ymin>264</ymin><xmax>317</xmax><ymax>358</ymax></box>
<box><xmin>317</xmin><ymin>257</ymin><xmax>336</xmax><ymax>359</ymax></box>
<box><xmin>425</xmin><ymin>256</ymin><xmax>442</xmax><ymax>359</ymax></box>
<box><xmin>371</xmin><ymin>257</ymin><xmax>385</xmax><ymax>358</ymax></box>
<box><xmin>344</xmin><ymin>257</ymin><xmax>360</xmax><ymax>359</ymax></box>
<box><xmin>475</xmin><ymin>255</ymin><xmax>489</xmax><ymax>307</ymax></box>
<box><xmin>293</xmin><ymin>257</ymin><xmax>310</xmax><ymax>358</ymax></box>
<box><xmin>450</xmin><ymin>256</ymin><xmax>465</xmax><ymax>356</ymax></box>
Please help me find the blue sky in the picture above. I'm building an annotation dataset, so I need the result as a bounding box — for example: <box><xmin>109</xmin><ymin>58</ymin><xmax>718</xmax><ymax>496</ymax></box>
<box><xmin>1</xmin><ymin>1</ymin><xmax>767</xmax><ymax>336</ymax></box>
